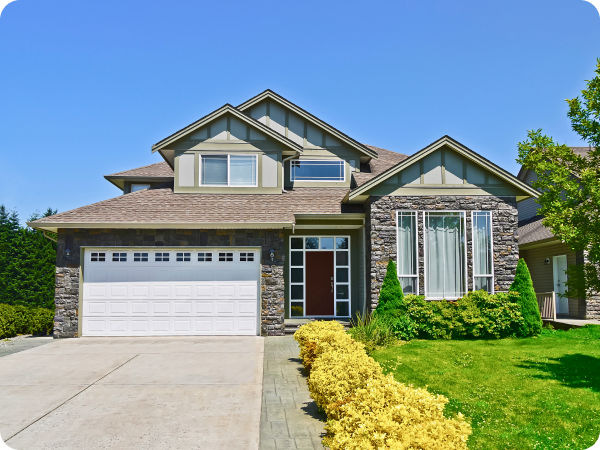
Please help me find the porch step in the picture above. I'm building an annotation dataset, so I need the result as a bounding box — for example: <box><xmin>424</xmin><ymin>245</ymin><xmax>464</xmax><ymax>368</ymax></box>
<box><xmin>284</xmin><ymin>319</ymin><xmax>352</xmax><ymax>335</ymax></box>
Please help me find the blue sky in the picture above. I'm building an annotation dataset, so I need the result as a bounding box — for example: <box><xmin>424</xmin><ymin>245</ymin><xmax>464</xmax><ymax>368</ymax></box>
<box><xmin>0</xmin><ymin>0</ymin><xmax>599</xmax><ymax>222</ymax></box>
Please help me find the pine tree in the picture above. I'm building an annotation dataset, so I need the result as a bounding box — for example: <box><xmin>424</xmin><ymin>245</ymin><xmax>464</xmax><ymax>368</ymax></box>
<box><xmin>509</xmin><ymin>258</ymin><xmax>542</xmax><ymax>337</ymax></box>
<box><xmin>375</xmin><ymin>259</ymin><xmax>405</xmax><ymax>315</ymax></box>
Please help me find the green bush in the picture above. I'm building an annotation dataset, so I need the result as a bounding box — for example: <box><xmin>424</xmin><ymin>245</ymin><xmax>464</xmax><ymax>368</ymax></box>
<box><xmin>348</xmin><ymin>311</ymin><xmax>397</xmax><ymax>353</ymax></box>
<box><xmin>510</xmin><ymin>258</ymin><xmax>543</xmax><ymax>337</ymax></box>
<box><xmin>380</xmin><ymin>291</ymin><xmax>526</xmax><ymax>340</ymax></box>
<box><xmin>375</xmin><ymin>259</ymin><xmax>404</xmax><ymax>315</ymax></box>
<box><xmin>0</xmin><ymin>303</ymin><xmax>54</xmax><ymax>339</ymax></box>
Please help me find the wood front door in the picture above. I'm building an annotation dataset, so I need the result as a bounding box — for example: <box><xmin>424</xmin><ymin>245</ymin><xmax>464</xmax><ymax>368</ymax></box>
<box><xmin>305</xmin><ymin>251</ymin><xmax>334</xmax><ymax>315</ymax></box>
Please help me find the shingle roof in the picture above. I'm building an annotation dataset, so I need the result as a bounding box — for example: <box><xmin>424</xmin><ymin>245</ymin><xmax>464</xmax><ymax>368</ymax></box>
<box><xmin>106</xmin><ymin>162</ymin><xmax>174</xmax><ymax>178</ymax></box>
<box><xmin>518</xmin><ymin>215</ymin><xmax>555</xmax><ymax>245</ymax></box>
<box><xmin>31</xmin><ymin>185</ymin><xmax>359</xmax><ymax>226</ymax></box>
<box><xmin>353</xmin><ymin>145</ymin><xmax>409</xmax><ymax>187</ymax></box>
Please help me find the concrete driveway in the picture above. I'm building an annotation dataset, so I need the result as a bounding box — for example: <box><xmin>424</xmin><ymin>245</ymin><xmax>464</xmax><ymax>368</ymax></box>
<box><xmin>0</xmin><ymin>336</ymin><xmax>264</xmax><ymax>450</ymax></box>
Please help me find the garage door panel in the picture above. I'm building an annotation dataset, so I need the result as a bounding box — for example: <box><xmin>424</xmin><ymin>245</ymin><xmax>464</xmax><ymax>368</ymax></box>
<box><xmin>83</xmin><ymin>249</ymin><xmax>259</xmax><ymax>336</ymax></box>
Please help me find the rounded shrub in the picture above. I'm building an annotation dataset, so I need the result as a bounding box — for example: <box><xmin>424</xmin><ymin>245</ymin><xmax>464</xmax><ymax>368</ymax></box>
<box><xmin>509</xmin><ymin>258</ymin><xmax>543</xmax><ymax>337</ymax></box>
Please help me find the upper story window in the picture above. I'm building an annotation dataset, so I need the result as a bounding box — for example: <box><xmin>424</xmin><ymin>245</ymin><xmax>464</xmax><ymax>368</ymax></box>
<box><xmin>131</xmin><ymin>184</ymin><xmax>150</xmax><ymax>192</ymax></box>
<box><xmin>290</xmin><ymin>160</ymin><xmax>345</xmax><ymax>182</ymax></box>
<box><xmin>200</xmin><ymin>155</ymin><xmax>257</xmax><ymax>187</ymax></box>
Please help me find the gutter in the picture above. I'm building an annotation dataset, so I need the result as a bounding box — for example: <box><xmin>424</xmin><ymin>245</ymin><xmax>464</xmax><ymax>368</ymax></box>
<box><xmin>281</xmin><ymin>153</ymin><xmax>299</xmax><ymax>193</ymax></box>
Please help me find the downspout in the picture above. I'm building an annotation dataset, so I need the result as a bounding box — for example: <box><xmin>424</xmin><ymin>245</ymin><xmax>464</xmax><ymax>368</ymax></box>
<box><xmin>42</xmin><ymin>230</ymin><xmax>58</xmax><ymax>243</ymax></box>
<box><xmin>281</xmin><ymin>153</ymin><xmax>298</xmax><ymax>193</ymax></box>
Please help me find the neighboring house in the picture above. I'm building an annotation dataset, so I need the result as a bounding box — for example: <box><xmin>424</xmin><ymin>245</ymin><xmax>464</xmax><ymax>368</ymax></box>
<box><xmin>517</xmin><ymin>151</ymin><xmax>600</xmax><ymax>320</ymax></box>
<box><xmin>29</xmin><ymin>90</ymin><xmax>538</xmax><ymax>337</ymax></box>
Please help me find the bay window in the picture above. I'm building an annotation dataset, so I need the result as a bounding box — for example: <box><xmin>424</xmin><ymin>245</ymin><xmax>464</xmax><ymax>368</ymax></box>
<box><xmin>424</xmin><ymin>211</ymin><xmax>466</xmax><ymax>299</ymax></box>
<box><xmin>200</xmin><ymin>154</ymin><xmax>257</xmax><ymax>187</ymax></box>
<box><xmin>472</xmin><ymin>211</ymin><xmax>494</xmax><ymax>293</ymax></box>
<box><xmin>396</xmin><ymin>211</ymin><xmax>418</xmax><ymax>294</ymax></box>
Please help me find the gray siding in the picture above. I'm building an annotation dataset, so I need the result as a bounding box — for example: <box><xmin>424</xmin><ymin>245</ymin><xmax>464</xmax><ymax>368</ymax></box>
<box><xmin>518</xmin><ymin>170</ymin><xmax>540</xmax><ymax>220</ymax></box>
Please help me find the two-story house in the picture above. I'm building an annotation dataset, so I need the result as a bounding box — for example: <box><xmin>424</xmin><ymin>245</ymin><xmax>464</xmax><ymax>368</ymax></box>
<box><xmin>517</xmin><ymin>155</ymin><xmax>600</xmax><ymax>320</ymax></box>
<box><xmin>29</xmin><ymin>90</ymin><xmax>539</xmax><ymax>337</ymax></box>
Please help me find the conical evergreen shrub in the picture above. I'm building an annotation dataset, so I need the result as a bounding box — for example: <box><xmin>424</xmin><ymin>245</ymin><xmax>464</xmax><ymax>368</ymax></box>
<box><xmin>375</xmin><ymin>259</ymin><xmax>404</xmax><ymax>315</ymax></box>
<box><xmin>509</xmin><ymin>258</ymin><xmax>542</xmax><ymax>336</ymax></box>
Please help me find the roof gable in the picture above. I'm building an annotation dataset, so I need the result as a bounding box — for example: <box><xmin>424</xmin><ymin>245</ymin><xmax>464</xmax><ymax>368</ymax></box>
<box><xmin>152</xmin><ymin>104</ymin><xmax>304</xmax><ymax>154</ymax></box>
<box><xmin>347</xmin><ymin>136</ymin><xmax>540</xmax><ymax>202</ymax></box>
<box><xmin>237</xmin><ymin>90</ymin><xmax>378</xmax><ymax>159</ymax></box>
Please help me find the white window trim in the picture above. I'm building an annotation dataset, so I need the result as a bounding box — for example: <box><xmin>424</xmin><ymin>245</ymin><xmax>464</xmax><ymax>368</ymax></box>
<box><xmin>423</xmin><ymin>210</ymin><xmax>468</xmax><ymax>300</ymax></box>
<box><xmin>289</xmin><ymin>159</ymin><xmax>346</xmax><ymax>182</ymax></box>
<box><xmin>471</xmin><ymin>211</ymin><xmax>495</xmax><ymax>294</ymax></box>
<box><xmin>395</xmin><ymin>211</ymin><xmax>419</xmax><ymax>295</ymax></box>
<box><xmin>288</xmin><ymin>236</ymin><xmax>351</xmax><ymax>318</ymax></box>
<box><xmin>131</xmin><ymin>184</ymin><xmax>150</xmax><ymax>192</ymax></box>
<box><xmin>199</xmin><ymin>153</ymin><xmax>258</xmax><ymax>187</ymax></box>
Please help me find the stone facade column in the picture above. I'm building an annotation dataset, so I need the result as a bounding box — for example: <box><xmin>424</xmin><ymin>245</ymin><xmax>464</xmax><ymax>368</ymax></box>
<box><xmin>54</xmin><ymin>267</ymin><xmax>80</xmax><ymax>338</ymax></box>
<box><xmin>583</xmin><ymin>250</ymin><xmax>600</xmax><ymax>319</ymax></box>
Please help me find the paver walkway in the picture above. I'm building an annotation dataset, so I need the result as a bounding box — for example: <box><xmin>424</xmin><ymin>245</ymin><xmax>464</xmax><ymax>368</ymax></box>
<box><xmin>260</xmin><ymin>336</ymin><xmax>326</xmax><ymax>450</ymax></box>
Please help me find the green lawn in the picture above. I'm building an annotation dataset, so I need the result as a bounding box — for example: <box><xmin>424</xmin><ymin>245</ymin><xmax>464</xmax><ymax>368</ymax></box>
<box><xmin>371</xmin><ymin>325</ymin><xmax>600</xmax><ymax>450</ymax></box>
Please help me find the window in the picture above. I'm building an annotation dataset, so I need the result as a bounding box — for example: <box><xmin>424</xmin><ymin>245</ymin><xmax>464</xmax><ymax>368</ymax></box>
<box><xmin>290</xmin><ymin>160</ymin><xmax>345</xmax><ymax>182</ymax></box>
<box><xmin>219</xmin><ymin>252</ymin><xmax>233</xmax><ymax>261</ymax></box>
<box><xmin>133</xmin><ymin>252</ymin><xmax>148</xmax><ymax>262</ymax></box>
<box><xmin>155</xmin><ymin>252</ymin><xmax>169</xmax><ymax>262</ymax></box>
<box><xmin>131</xmin><ymin>184</ymin><xmax>150</xmax><ymax>192</ymax></box>
<box><xmin>472</xmin><ymin>211</ymin><xmax>494</xmax><ymax>293</ymax></box>
<box><xmin>198</xmin><ymin>252</ymin><xmax>212</xmax><ymax>262</ymax></box>
<box><xmin>200</xmin><ymin>155</ymin><xmax>257</xmax><ymax>186</ymax></box>
<box><xmin>396</xmin><ymin>211</ymin><xmax>418</xmax><ymax>294</ymax></box>
<box><xmin>176</xmin><ymin>252</ymin><xmax>191</xmax><ymax>262</ymax></box>
<box><xmin>240</xmin><ymin>252</ymin><xmax>254</xmax><ymax>262</ymax></box>
<box><xmin>91</xmin><ymin>252</ymin><xmax>105</xmax><ymax>262</ymax></box>
<box><xmin>424</xmin><ymin>211</ymin><xmax>466</xmax><ymax>299</ymax></box>
<box><xmin>112</xmin><ymin>252</ymin><xmax>127</xmax><ymax>262</ymax></box>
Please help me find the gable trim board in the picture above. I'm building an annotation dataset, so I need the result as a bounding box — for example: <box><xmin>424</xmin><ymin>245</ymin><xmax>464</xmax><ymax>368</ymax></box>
<box><xmin>236</xmin><ymin>90</ymin><xmax>378</xmax><ymax>160</ymax></box>
<box><xmin>345</xmin><ymin>136</ymin><xmax>540</xmax><ymax>203</ymax></box>
<box><xmin>151</xmin><ymin>104</ymin><xmax>304</xmax><ymax>159</ymax></box>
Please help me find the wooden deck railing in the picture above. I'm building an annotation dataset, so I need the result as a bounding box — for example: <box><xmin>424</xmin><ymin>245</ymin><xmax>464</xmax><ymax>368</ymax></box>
<box><xmin>536</xmin><ymin>292</ymin><xmax>556</xmax><ymax>320</ymax></box>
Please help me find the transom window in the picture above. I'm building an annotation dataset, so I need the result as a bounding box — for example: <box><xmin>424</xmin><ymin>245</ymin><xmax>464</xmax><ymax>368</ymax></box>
<box><xmin>176</xmin><ymin>252</ymin><xmax>191</xmax><ymax>262</ymax></box>
<box><xmin>240</xmin><ymin>252</ymin><xmax>254</xmax><ymax>262</ymax></box>
<box><xmin>200</xmin><ymin>154</ymin><xmax>257</xmax><ymax>187</ymax></box>
<box><xmin>112</xmin><ymin>252</ymin><xmax>127</xmax><ymax>262</ymax></box>
<box><xmin>424</xmin><ymin>211</ymin><xmax>467</xmax><ymax>299</ymax></box>
<box><xmin>290</xmin><ymin>160</ymin><xmax>345</xmax><ymax>182</ymax></box>
<box><xmin>198</xmin><ymin>252</ymin><xmax>212</xmax><ymax>262</ymax></box>
<box><xmin>472</xmin><ymin>211</ymin><xmax>494</xmax><ymax>294</ymax></box>
<box><xmin>219</xmin><ymin>252</ymin><xmax>233</xmax><ymax>262</ymax></box>
<box><xmin>131</xmin><ymin>184</ymin><xmax>150</xmax><ymax>192</ymax></box>
<box><xmin>155</xmin><ymin>252</ymin><xmax>170</xmax><ymax>262</ymax></box>
<box><xmin>134</xmin><ymin>252</ymin><xmax>148</xmax><ymax>262</ymax></box>
<box><xmin>91</xmin><ymin>252</ymin><xmax>105</xmax><ymax>262</ymax></box>
<box><xmin>396</xmin><ymin>211</ymin><xmax>418</xmax><ymax>294</ymax></box>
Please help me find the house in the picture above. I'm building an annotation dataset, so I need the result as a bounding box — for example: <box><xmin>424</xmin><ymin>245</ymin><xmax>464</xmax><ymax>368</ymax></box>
<box><xmin>517</xmin><ymin>155</ymin><xmax>600</xmax><ymax>320</ymax></box>
<box><xmin>28</xmin><ymin>90</ymin><xmax>539</xmax><ymax>338</ymax></box>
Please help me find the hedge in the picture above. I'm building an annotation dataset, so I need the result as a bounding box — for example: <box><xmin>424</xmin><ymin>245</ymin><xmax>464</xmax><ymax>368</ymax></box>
<box><xmin>0</xmin><ymin>303</ymin><xmax>54</xmax><ymax>339</ymax></box>
<box><xmin>294</xmin><ymin>321</ymin><xmax>472</xmax><ymax>450</ymax></box>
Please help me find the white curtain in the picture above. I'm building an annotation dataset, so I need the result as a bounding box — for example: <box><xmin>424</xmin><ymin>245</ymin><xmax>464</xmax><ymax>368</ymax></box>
<box><xmin>230</xmin><ymin>156</ymin><xmax>256</xmax><ymax>186</ymax></box>
<box><xmin>426</xmin><ymin>213</ymin><xmax>465</xmax><ymax>298</ymax></box>
<box><xmin>398</xmin><ymin>213</ymin><xmax>416</xmax><ymax>294</ymax></box>
<box><xmin>473</xmin><ymin>212</ymin><xmax>492</xmax><ymax>292</ymax></box>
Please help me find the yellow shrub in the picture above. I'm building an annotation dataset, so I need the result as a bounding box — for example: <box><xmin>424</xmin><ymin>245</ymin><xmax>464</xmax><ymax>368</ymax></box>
<box><xmin>323</xmin><ymin>375</ymin><xmax>472</xmax><ymax>450</ymax></box>
<box><xmin>294</xmin><ymin>320</ymin><xmax>345</xmax><ymax>348</ymax></box>
<box><xmin>308</xmin><ymin>342</ymin><xmax>383</xmax><ymax>420</ymax></box>
<box><xmin>294</xmin><ymin>320</ymin><xmax>351</xmax><ymax>372</ymax></box>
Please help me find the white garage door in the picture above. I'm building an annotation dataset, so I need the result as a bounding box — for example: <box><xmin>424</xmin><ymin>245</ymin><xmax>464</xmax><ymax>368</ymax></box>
<box><xmin>82</xmin><ymin>248</ymin><xmax>260</xmax><ymax>336</ymax></box>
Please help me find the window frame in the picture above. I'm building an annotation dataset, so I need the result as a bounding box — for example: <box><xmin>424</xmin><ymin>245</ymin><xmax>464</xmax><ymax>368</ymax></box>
<box><xmin>198</xmin><ymin>153</ymin><xmax>258</xmax><ymax>187</ymax></box>
<box><xmin>289</xmin><ymin>159</ymin><xmax>346</xmax><ymax>182</ymax></box>
<box><xmin>423</xmin><ymin>210</ymin><xmax>468</xmax><ymax>300</ymax></box>
<box><xmin>395</xmin><ymin>211</ymin><xmax>419</xmax><ymax>295</ymax></box>
<box><xmin>471</xmin><ymin>211</ymin><xmax>495</xmax><ymax>294</ymax></box>
<box><xmin>131</xmin><ymin>184</ymin><xmax>151</xmax><ymax>193</ymax></box>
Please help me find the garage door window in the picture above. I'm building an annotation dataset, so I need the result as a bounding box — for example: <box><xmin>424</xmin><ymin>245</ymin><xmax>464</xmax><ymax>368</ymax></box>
<box><xmin>177</xmin><ymin>252</ymin><xmax>191</xmax><ymax>262</ymax></box>
<box><xmin>134</xmin><ymin>252</ymin><xmax>149</xmax><ymax>262</ymax></box>
<box><xmin>219</xmin><ymin>252</ymin><xmax>233</xmax><ymax>261</ymax></box>
<box><xmin>155</xmin><ymin>252</ymin><xmax>170</xmax><ymax>261</ymax></box>
<box><xmin>198</xmin><ymin>252</ymin><xmax>212</xmax><ymax>262</ymax></box>
<box><xmin>112</xmin><ymin>253</ymin><xmax>127</xmax><ymax>262</ymax></box>
<box><xmin>240</xmin><ymin>252</ymin><xmax>254</xmax><ymax>261</ymax></box>
<box><xmin>91</xmin><ymin>252</ymin><xmax>105</xmax><ymax>262</ymax></box>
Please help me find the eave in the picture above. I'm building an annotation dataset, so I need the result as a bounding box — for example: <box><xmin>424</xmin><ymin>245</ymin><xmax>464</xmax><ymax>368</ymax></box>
<box><xmin>27</xmin><ymin>222</ymin><xmax>295</xmax><ymax>233</ymax></box>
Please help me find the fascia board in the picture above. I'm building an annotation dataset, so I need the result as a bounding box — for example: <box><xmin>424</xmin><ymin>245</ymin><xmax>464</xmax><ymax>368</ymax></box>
<box><xmin>27</xmin><ymin>222</ymin><xmax>295</xmax><ymax>232</ymax></box>
<box><xmin>295</xmin><ymin>213</ymin><xmax>365</xmax><ymax>220</ymax></box>
<box><xmin>348</xmin><ymin>136</ymin><xmax>541</xmax><ymax>200</ymax></box>
<box><xmin>236</xmin><ymin>90</ymin><xmax>378</xmax><ymax>159</ymax></box>
<box><xmin>151</xmin><ymin>104</ymin><xmax>304</xmax><ymax>153</ymax></box>
<box><xmin>103</xmin><ymin>176</ymin><xmax>174</xmax><ymax>182</ymax></box>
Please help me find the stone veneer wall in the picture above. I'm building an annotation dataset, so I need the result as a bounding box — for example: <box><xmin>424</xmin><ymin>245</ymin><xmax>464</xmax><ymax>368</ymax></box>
<box><xmin>368</xmin><ymin>195</ymin><xmax>519</xmax><ymax>310</ymax></box>
<box><xmin>55</xmin><ymin>228</ymin><xmax>285</xmax><ymax>338</ymax></box>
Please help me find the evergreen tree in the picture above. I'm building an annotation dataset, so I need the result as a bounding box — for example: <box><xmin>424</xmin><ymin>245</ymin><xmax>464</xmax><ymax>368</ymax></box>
<box><xmin>509</xmin><ymin>259</ymin><xmax>542</xmax><ymax>337</ymax></box>
<box><xmin>375</xmin><ymin>259</ymin><xmax>405</xmax><ymax>315</ymax></box>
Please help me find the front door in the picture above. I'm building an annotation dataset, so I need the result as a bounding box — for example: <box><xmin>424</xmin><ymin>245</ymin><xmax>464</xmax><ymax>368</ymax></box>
<box><xmin>553</xmin><ymin>254</ymin><xmax>569</xmax><ymax>314</ymax></box>
<box><xmin>305</xmin><ymin>252</ymin><xmax>335</xmax><ymax>315</ymax></box>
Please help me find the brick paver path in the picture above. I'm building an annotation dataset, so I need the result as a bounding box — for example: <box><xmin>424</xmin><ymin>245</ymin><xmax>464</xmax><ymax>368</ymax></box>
<box><xmin>260</xmin><ymin>336</ymin><xmax>327</xmax><ymax>450</ymax></box>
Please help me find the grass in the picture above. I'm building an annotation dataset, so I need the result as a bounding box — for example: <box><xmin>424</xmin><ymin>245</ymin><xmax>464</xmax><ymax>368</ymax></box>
<box><xmin>371</xmin><ymin>325</ymin><xmax>600</xmax><ymax>450</ymax></box>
